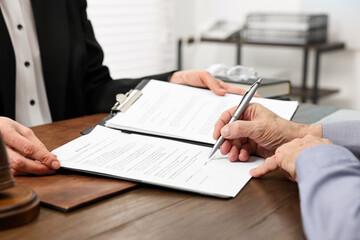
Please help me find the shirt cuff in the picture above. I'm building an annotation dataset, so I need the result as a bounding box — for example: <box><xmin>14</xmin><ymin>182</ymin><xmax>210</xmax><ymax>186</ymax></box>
<box><xmin>296</xmin><ymin>144</ymin><xmax>357</xmax><ymax>183</ymax></box>
<box><xmin>322</xmin><ymin>121</ymin><xmax>360</xmax><ymax>143</ymax></box>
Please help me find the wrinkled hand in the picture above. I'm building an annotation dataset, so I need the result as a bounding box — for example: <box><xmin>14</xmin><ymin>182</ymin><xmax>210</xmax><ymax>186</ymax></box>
<box><xmin>213</xmin><ymin>103</ymin><xmax>322</xmax><ymax>162</ymax></box>
<box><xmin>169</xmin><ymin>70</ymin><xmax>249</xmax><ymax>96</ymax></box>
<box><xmin>250</xmin><ymin>135</ymin><xmax>333</xmax><ymax>181</ymax></box>
<box><xmin>0</xmin><ymin>117</ymin><xmax>60</xmax><ymax>176</ymax></box>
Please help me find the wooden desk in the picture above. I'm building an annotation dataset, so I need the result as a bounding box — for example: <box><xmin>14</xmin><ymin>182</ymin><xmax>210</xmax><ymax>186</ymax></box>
<box><xmin>178</xmin><ymin>37</ymin><xmax>345</xmax><ymax>104</ymax></box>
<box><xmin>1</xmin><ymin>108</ymin><xmax>332</xmax><ymax>240</ymax></box>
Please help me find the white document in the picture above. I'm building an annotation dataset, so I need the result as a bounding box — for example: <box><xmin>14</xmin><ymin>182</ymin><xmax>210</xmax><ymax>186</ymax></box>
<box><xmin>53</xmin><ymin>126</ymin><xmax>264</xmax><ymax>198</ymax></box>
<box><xmin>105</xmin><ymin>80</ymin><xmax>299</xmax><ymax>144</ymax></box>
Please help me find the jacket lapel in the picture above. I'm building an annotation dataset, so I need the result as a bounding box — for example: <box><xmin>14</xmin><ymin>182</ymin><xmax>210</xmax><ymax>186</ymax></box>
<box><xmin>31</xmin><ymin>0</ymin><xmax>70</xmax><ymax>120</ymax></box>
<box><xmin>0</xmin><ymin>9</ymin><xmax>16</xmax><ymax>118</ymax></box>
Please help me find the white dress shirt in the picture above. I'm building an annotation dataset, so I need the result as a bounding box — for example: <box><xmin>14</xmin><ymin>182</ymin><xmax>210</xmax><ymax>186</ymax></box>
<box><xmin>0</xmin><ymin>0</ymin><xmax>52</xmax><ymax>127</ymax></box>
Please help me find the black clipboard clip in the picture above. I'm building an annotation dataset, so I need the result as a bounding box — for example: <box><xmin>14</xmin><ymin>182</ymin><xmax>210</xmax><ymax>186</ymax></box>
<box><xmin>110</xmin><ymin>89</ymin><xmax>142</xmax><ymax>115</ymax></box>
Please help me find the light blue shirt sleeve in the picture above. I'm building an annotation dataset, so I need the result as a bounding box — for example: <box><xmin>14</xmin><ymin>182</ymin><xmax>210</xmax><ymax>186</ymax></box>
<box><xmin>296</xmin><ymin>144</ymin><xmax>360</xmax><ymax>240</ymax></box>
<box><xmin>322</xmin><ymin>121</ymin><xmax>360</xmax><ymax>158</ymax></box>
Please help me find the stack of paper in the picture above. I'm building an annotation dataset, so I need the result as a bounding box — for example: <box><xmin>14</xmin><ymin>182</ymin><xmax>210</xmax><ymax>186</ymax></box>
<box><xmin>54</xmin><ymin>80</ymin><xmax>299</xmax><ymax>198</ymax></box>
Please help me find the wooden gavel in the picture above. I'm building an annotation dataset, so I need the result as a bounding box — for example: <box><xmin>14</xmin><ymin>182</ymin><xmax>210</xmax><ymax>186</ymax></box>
<box><xmin>0</xmin><ymin>133</ymin><xmax>16</xmax><ymax>191</ymax></box>
<box><xmin>0</xmin><ymin>133</ymin><xmax>40</xmax><ymax>230</ymax></box>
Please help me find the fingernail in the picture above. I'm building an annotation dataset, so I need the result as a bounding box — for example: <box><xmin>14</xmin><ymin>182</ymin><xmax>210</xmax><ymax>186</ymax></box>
<box><xmin>51</xmin><ymin>161</ymin><xmax>61</xmax><ymax>169</ymax></box>
<box><xmin>221</xmin><ymin>126</ymin><xmax>230</xmax><ymax>137</ymax></box>
<box><xmin>249</xmin><ymin>169</ymin><xmax>255</xmax><ymax>175</ymax></box>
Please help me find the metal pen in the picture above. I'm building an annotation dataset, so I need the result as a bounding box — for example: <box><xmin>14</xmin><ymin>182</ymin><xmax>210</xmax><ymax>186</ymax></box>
<box><xmin>208</xmin><ymin>78</ymin><xmax>262</xmax><ymax>159</ymax></box>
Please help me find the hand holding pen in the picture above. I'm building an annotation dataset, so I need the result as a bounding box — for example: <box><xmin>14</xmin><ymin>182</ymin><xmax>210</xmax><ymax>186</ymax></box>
<box><xmin>209</xmin><ymin>78</ymin><xmax>262</xmax><ymax>159</ymax></box>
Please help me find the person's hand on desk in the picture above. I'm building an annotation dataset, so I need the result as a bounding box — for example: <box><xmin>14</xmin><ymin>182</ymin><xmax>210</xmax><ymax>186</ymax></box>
<box><xmin>250</xmin><ymin>135</ymin><xmax>333</xmax><ymax>181</ymax></box>
<box><xmin>213</xmin><ymin>103</ymin><xmax>323</xmax><ymax>162</ymax></box>
<box><xmin>0</xmin><ymin>117</ymin><xmax>60</xmax><ymax>176</ymax></box>
<box><xmin>169</xmin><ymin>70</ymin><xmax>248</xmax><ymax>96</ymax></box>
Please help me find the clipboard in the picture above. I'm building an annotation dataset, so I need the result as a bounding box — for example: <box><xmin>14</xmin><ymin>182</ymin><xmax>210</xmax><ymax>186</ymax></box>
<box><xmin>83</xmin><ymin>78</ymin><xmax>299</xmax><ymax>145</ymax></box>
<box><xmin>53</xmin><ymin>79</ymin><xmax>299</xmax><ymax>199</ymax></box>
<box><xmin>94</xmin><ymin>79</ymin><xmax>299</xmax><ymax>144</ymax></box>
<box><xmin>109</xmin><ymin>80</ymin><xmax>147</xmax><ymax>115</ymax></box>
<box><xmin>81</xmin><ymin>79</ymin><xmax>150</xmax><ymax>136</ymax></box>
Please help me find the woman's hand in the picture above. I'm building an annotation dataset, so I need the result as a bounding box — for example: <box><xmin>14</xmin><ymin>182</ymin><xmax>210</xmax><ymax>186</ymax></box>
<box><xmin>169</xmin><ymin>70</ymin><xmax>249</xmax><ymax>96</ymax></box>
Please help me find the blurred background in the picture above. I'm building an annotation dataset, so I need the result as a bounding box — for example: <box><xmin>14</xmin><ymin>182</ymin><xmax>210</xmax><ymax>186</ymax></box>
<box><xmin>87</xmin><ymin>0</ymin><xmax>360</xmax><ymax>109</ymax></box>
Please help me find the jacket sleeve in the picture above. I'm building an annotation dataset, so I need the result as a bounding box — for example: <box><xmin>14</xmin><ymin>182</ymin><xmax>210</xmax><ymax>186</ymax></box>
<box><xmin>77</xmin><ymin>0</ymin><xmax>174</xmax><ymax>114</ymax></box>
<box><xmin>296</xmin><ymin>144</ymin><xmax>360</xmax><ymax>240</ymax></box>
<box><xmin>322</xmin><ymin>121</ymin><xmax>360</xmax><ymax>158</ymax></box>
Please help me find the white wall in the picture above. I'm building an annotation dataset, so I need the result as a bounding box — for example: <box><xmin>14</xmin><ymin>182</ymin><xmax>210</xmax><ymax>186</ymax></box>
<box><xmin>175</xmin><ymin>0</ymin><xmax>360</xmax><ymax>109</ymax></box>
<box><xmin>299</xmin><ymin>0</ymin><xmax>360</xmax><ymax>109</ymax></box>
<box><xmin>302</xmin><ymin>0</ymin><xmax>360</xmax><ymax>50</ymax></box>
<box><xmin>87</xmin><ymin>0</ymin><xmax>176</xmax><ymax>79</ymax></box>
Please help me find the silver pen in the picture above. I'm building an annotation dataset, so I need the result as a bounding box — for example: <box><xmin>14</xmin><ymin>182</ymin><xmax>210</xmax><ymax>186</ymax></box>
<box><xmin>208</xmin><ymin>78</ymin><xmax>262</xmax><ymax>159</ymax></box>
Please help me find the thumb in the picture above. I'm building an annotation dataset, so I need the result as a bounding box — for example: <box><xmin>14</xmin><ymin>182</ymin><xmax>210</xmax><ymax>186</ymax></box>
<box><xmin>220</xmin><ymin>120</ymin><xmax>257</xmax><ymax>140</ymax></box>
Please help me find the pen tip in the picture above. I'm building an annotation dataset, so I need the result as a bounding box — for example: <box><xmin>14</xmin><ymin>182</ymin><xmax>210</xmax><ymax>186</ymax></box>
<box><xmin>208</xmin><ymin>150</ymin><xmax>215</xmax><ymax>159</ymax></box>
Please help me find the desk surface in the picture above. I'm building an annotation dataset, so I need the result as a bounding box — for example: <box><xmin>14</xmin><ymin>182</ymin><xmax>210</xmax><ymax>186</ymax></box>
<box><xmin>1</xmin><ymin>105</ymin><xmax>334</xmax><ymax>240</ymax></box>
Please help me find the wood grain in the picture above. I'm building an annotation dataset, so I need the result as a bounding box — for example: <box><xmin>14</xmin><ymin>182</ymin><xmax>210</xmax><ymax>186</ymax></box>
<box><xmin>16</xmin><ymin>114</ymin><xmax>137</xmax><ymax>212</ymax></box>
<box><xmin>16</xmin><ymin>171</ymin><xmax>137</xmax><ymax>212</ymax></box>
<box><xmin>31</xmin><ymin>113</ymin><xmax>107</xmax><ymax>151</ymax></box>
<box><xmin>0</xmin><ymin>185</ymin><xmax>40</xmax><ymax>230</ymax></box>
<box><xmin>0</xmin><ymin>113</ymin><xmax>308</xmax><ymax>239</ymax></box>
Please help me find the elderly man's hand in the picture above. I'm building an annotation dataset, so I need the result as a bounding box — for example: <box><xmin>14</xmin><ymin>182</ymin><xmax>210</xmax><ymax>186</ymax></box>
<box><xmin>169</xmin><ymin>70</ymin><xmax>249</xmax><ymax>96</ymax></box>
<box><xmin>250</xmin><ymin>135</ymin><xmax>333</xmax><ymax>181</ymax></box>
<box><xmin>213</xmin><ymin>103</ymin><xmax>323</xmax><ymax>162</ymax></box>
<box><xmin>0</xmin><ymin>117</ymin><xmax>60</xmax><ymax>176</ymax></box>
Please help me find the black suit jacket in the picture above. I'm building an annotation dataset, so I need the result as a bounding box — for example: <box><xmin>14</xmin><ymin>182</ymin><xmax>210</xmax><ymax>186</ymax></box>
<box><xmin>0</xmin><ymin>0</ymin><xmax>172</xmax><ymax>121</ymax></box>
